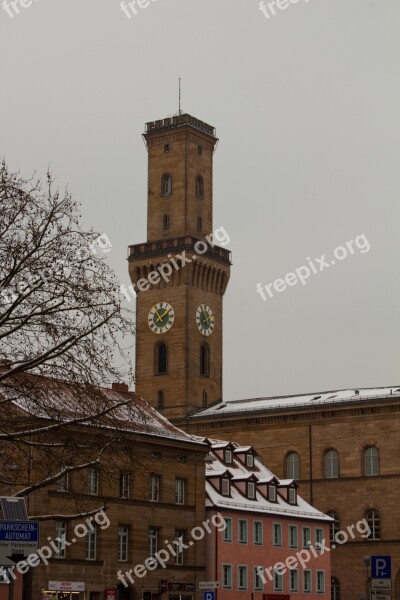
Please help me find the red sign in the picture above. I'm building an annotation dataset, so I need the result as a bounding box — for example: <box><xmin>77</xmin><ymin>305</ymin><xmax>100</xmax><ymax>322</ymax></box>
<box><xmin>105</xmin><ymin>590</ymin><xmax>117</xmax><ymax>600</ymax></box>
<box><xmin>264</xmin><ymin>595</ymin><xmax>290</xmax><ymax>600</ymax></box>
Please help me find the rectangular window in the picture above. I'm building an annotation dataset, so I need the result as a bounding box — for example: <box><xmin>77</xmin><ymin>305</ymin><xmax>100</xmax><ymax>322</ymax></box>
<box><xmin>174</xmin><ymin>530</ymin><xmax>185</xmax><ymax>565</ymax></box>
<box><xmin>315</xmin><ymin>528</ymin><xmax>324</xmax><ymax>551</ymax></box>
<box><xmin>289</xmin><ymin>525</ymin><xmax>298</xmax><ymax>548</ymax></box>
<box><xmin>273</xmin><ymin>523</ymin><xmax>282</xmax><ymax>547</ymax></box>
<box><xmin>268</xmin><ymin>485</ymin><xmax>277</xmax><ymax>502</ymax></box>
<box><xmin>238</xmin><ymin>520</ymin><xmax>248</xmax><ymax>544</ymax></box>
<box><xmin>149</xmin><ymin>527</ymin><xmax>159</xmax><ymax>557</ymax></box>
<box><xmin>223</xmin><ymin>518</ymin><xmax>232</xmax><ymax>542</ymax></box>
<box><xmin>316</xmin><ymin>571</ymin><xmax>325</xmax><ymax>594</ymax></box>
<box><xmin>55</xmin><ymin>521</ymin><xmax>67</xmax><ymax>558</ymax></box>
<box><xmin>302</xmin><ymin>526</ymin><xmax>311</xmax><ymax>549</ymax></box>
<box><xmin>198</xmin><ymin>145</ymin><xmax>203</xmax><ymax>156</ymax></box>
<box><xmin>175</xmin><ymin>478</ymin><xmax>185</xmax><ymax>505</ymax></box>
<box><xmin>254</xmin><ymin>566</ymin><xmax>264</xmax><ymax>591</ymax></box>
<box><xmin>164</xmin><ymin>143</ymin><xmax>170</xmax><ymax>153</ymax></box>
<box><xmin>57</xmin><ymin>466</ymin><xmax>69</xmax><ymax>492</ymax></box>
<box><xmin>88</xmin><ymin>469</ymin><xmax>99</xmax><ymax>495</ymax></box>
<box><xmin>248</xmin><ymin>481</ymin><xmax>256</xmax><ymax>499</ymax></box>
<box><xmin>238</xmin><ymin>565</ymin><xmax>248</xmax><ymax>590</ymax></box>
<box><xmin>222</xmin><ymin>564</ymin><xmax>232</xmax><ymax>589</ymax></box>
<box><xmin>290</xmin><ymin>569</ymin><xmax>299</xmax><ymax>592</ymax></box>
<box><xmin>274</xmin><ymin>570</ymin><xmax>283</xmax><ymax>592</ymax></box>
<box><xmin>221</xmin><ymin>478</ymin><xmax>230</xmax><ymax>496</ymax></box>
<box><xmin>303</xmin><ymin>570</ymin><xmax>312</xmax><ymax>593</ymax></box>
<box><xmin>150</xmin><ymin>475</ymin><xmax>160</xmax><ymax>502</ymax></box>
<box><xmin>86</xmin><ymin>528</ymin><xmax>96</xmax><ymax>560</ymax></box>
<box><xmin>225</xmin><ymin>449</ymin><xmax>233</xmax><ymax>464</ymax></box>
<box><xmin>246</xmin><ymin>454</ymin><xmax>254</xmax><ymax>468</ymax></box>
<box><xmin>119</xmin><ymin>472</ymin><xmax>130</xmax><ymax>499</ymax></box>
<box><xmin>118</xmin><ymin>526</ymin><xmax>129</xmax><ymax>562</ymax></box>
<box><xmin>289</xmin><ymin>488</ymin><xmax>297</xmax><ymax>504</ymax></box>
<box><xmin>253</xmin><ymin>521</ymin><xmax>263</xmax><ymax>545</ymax></box>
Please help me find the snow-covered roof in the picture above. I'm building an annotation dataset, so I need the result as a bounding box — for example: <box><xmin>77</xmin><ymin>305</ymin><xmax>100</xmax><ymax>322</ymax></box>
<box><xmin>193</xmin><ymin>386</ymin><xmax>400</xmax><ymax>419</ymax></box>
<box><xmin>205</xmin><ymin>439</ymin><xmax>331</xmax><ymax>522</ymax></box>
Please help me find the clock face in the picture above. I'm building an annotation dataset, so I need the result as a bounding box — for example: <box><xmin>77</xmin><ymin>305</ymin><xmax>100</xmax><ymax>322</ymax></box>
<box><xmin>148</xmin><ymin>302</ymin><xmax>175</xmax><ymax>334</ymax></box>
<box><xmin>196</xmin><ymin>304</ymin><xmax>215</xmax><ymax>336</ymax></box>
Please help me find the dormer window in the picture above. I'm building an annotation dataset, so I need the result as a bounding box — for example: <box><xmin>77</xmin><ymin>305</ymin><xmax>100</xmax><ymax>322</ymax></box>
<box><xmin>246</xmin><ymin>454</ymin><xmax>254</xmax><ymax>468</ymax></box>
<box><xmin>289</xmin><ymin>487</ymin><xmax>297</xmax><ymax>505</ymax></box>
<box><xmin>221</xmin><ymin>477</ymin><xmax>230</xmax><ymax>496</ymax></box>
<box><xmin>248</xmin><ymin>481</ymin><xmax>256</xmax><ymax>500</ymax></box>
<box><xmin>225</xmin><ymin>449</ymin><xmax>233</xmax><ymax>464</ymax></box>
<box><xmin>268</xmin><ymin>485</ymin><xmax>277</xmax><ymax>502</ymax></box>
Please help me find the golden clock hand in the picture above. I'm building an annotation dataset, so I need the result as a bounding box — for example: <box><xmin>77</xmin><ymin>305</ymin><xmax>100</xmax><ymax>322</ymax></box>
<box><xmin>155</xmin><ymin>309</ymin><xmax>163</xmax><ymax>322</ymax></box>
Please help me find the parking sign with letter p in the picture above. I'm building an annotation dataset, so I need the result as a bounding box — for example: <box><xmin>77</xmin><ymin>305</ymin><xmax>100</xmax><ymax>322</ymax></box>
<box><xmin>204</xmin><ymin>593</ymin><xmax>215</xmax><ymax>600</ymax></box>
<box><xmin>371</xmin><ymin>556</ymin><xmax>391</xmax><ymax>579</ymax></box>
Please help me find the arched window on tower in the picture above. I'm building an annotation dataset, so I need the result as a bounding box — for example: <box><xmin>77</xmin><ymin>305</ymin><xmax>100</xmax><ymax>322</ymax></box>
<box><xmin>161</xmin><ymin>173</ymin><xmax>172</xmax><ymax>196</ymax></box>
<box><xmin>365</xmin><ymin>510</ymin><xmax>381</xmax><ymax>540</ymax></box>
<box><xmin>155</xmin><ymin>342</ymin><xmax>168</xmax><ymax>375</ymax></box>
<box><xmin>200</xmin><ymin>342</ymin><xmax>210</xmax><ymax>377</ymax></box>
<box><xmin>325</xmin><ymin>449</ymin><xmax>339</xmax><ymax>479</ymax></box>
<box><xmin>162</xmin><ymin>214</ymin><xmax>170</xmax><ymax>231</ymax></box>
<box><xmin>195</xmin><ymin>175</ymin><xmax>204</xmax><ymax>198</ymax></box>
<box><xmin>286</xmin><ymin>451</ymin><xmax>300</xmax><ymax>480</ymax></box>
<box><xmin>364</xmin><ymin>446</ymin><xmax>379</xmax><ymax>476</ymax></box>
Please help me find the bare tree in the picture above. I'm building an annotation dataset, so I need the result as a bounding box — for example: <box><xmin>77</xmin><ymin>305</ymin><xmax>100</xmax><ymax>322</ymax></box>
<box><xmin>0</xmin><ymin>159</ymin><xmax>138</xmax><ymax>518</ymax></box>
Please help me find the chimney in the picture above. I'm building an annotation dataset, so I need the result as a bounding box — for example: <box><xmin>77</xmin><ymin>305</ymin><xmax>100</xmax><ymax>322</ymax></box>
<box><xmin>112</xmin><ymin>382</ymin><xmax>129</xmax><ymax>393</ymax></box>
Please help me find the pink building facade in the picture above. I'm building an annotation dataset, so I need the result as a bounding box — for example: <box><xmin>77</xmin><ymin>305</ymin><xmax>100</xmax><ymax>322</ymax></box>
<box><xmin>204</xmin><ymin>441</ymin><xmax>331</xmax><ymax>600</ymax></box>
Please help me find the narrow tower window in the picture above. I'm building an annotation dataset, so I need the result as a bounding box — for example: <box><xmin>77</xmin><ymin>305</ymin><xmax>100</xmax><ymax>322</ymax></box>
<box><xmin>195</xmin><ymin>175</ymin><xmax>204</xmax><ymax>198</ymax></box>
<box><xmin>157</xmin><ymin>390</ymin><xmax>164</xmax><ymax>408</ymax></box>
<box><xmin>197</xmin><ymin>216</ymin><xmax>203</xmax><ymax>232</ymax></box>
<box><xmin>164</xmin><ymin>144</ymin><xmax>170</xmax><ymax>153</ymax></box>
<box><xmin>200</xmin><ymin>342</ymin><xmax>210</xmax><ymax>377</ymax></box>
<box><xmin>161</xmin><ymin>173</ymin><xmax>172</xmax><ymax>196</ymax></box>
<box><xmin>203</xmin><ymin>390</ymin><xmax>208</xmax><ymax>408</ymax></box>
<box><xmin>162</xmin><ymin>214</ymin><xmax>170</xmax><ymax>230</ymax></box>
<box><xmin>198</xmin><ymin>145</ymin><xmax>203</xmax><ymax>156</ymax></box>
<box><xmin>155</xmin><ymin>342</ymin><xmax>168</xmax><ymax>375</ymax></box>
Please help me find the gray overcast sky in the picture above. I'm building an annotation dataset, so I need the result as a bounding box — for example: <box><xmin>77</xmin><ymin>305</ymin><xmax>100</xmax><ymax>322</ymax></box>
<box><xmin>1</xmin><ymin>0</ymin><xmax>399</xmax><ymax>401</ymax></box>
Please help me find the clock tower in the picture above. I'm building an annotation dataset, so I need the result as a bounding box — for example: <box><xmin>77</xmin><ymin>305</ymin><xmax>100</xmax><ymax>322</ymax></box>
<box><xmin>128</xmin><ymin>113</ymin><xmax>231</xmax><ymax>420</ymax></box>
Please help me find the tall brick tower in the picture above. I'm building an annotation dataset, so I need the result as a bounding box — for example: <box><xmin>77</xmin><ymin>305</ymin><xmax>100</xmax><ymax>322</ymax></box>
<box><xmin>128</xmin><ymin>113</ymin><xmax>231</xmax><ymax>419</ymax></box>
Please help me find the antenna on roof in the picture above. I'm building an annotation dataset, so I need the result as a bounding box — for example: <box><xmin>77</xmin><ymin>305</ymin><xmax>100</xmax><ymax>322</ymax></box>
<box><xmin>178</xmin><ymin>77</ymin><xmax>182</xmax><ymax>115</ymax></box>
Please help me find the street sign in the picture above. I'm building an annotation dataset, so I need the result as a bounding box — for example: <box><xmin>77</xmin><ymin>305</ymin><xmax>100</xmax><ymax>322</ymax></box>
<box><xmin>199</xmin><ymin>582</ymin><xmax>220</xmax><ymax>590</ymax></box>
<box><xmin>0</xmin><ymin>521</ymin><xmax>39</xmax><ymax>566</ymax></box>
<box><xmin>371</xmin><ymin>580</ymin><xmax>392</xmax><ymax>592</ymax></box>
<box><xmin>372</xmin><ymin>557</ymin><xmax>391</xmax><ymax>579</ymax></box>
<box><xmin>203</xmin><ymin>593</ymin><xmax>215</xmax><ymax>600</ymax></box>
<box><xmin>371</xmin><ymin>593</ymin><xmax>392</xmax><ymax>600</ymax></box>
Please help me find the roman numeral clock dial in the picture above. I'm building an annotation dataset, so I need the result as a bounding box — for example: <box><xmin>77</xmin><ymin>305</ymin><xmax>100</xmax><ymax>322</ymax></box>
<box><xmin>196</xmin><ymin>304</ymin><xmax>215</xmax><ymax>336</ymax></box>
<box><xmin>148</xmin><ymin>302</ymin><xmax>175</xmax><ymax>334</ymax></box>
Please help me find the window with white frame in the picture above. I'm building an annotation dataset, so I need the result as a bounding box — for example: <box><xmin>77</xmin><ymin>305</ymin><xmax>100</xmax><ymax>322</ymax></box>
<box><xmin>221</xmin><ymin>477</ymin><xmax>230</xmax><ymax>496</ymax></box>
<box><xmin>174</xmin><ymin>530</ymin><xmax>185</xmax><ymax>565</ymax></box>
<box><xmin>268</xmin><ymin>485</ymin><xmax>277</xmax><ymax>502</ymax></box>
<box><xmin>303</xmin><ymin>570</ymin><xmax>312</xmax><ymax>593</ymax></box>
<box><xmin>316</xmin><ymin>570</ymin><xmax>325</xmax><ymax>594</ymax></box>
<box><xmin>248</xmin><ymin>481</ymin><xmax>256</xmax><ymax>499</ymax></box>
<box><xmin>286</xmin><ymin>451</ymin><xmax>301</xmax><ymax>480</ymax></box>
<box><xmin>289</xmin><ymin>487</ymin><xmax>297</xmax><ymax>505</ymax></box>
<box><xmin>289</xmin><ymin>524</ymin><xmax>298</xmax><ymax>548</ymax></box>
<box><xmin>175</xmin><ymin>478</ymin><xmax>185</xmax><ymax>505</ymax></box>
<box><xmin>86</xmin><ymin>527</ymin><xmax>96</xmax><ymax>560</ymax></box>
<box><xmin>273</xmin><ymin>523</ymin><xmax>282</xmax><ymax>547</ymax></box>
<box><xmin>253</xmin><ymin>521</ymin><xmax>263</xmax><ymax>545</ymax></box>
<box><xmin>290</xmin><ymin>569</ymin><xmax>299</xmax><ymax>592</ymax></box>
<box><xmin>366</xmin><ymin>510</ymin><xmax>381</xmax><ymax>540</ymax></box>
<box><xmin>150</xmin><ymin>474</ymin><xmax>161</xmax><ymax>502</ymax></box>
<box><xmin>225</xmin><ymin>449</ymin><xmax>233</xmax><ymax>464</ymax></box>
<box><xmin>315</xmin><ymin>528</ymin><xmax>324</xmax><ymax>551</ymax></box>
<box><xmin>223</xmin><ymin>518</ymin><xmax>232</xmax><ymax>542</ymax></box>
<box><xmin>55</xmin><ymin>521</ymin><xmax>67</xmax><ymax>558</ymax></box>
<box><xmin>222</xmin><ymin>564</ymin><xmax>232</xmax><ymax>589</ymax></box>
<box><xmin>302</xmin><ymin>526</ymin><xmax>311</xmax><ymax>548</ymax></box>
<box><xmin>149</xmin><ymin>527</ymin><xmax>159</xmax><ymax>557</ymax></box>
<box><xmin>327</xmin><ymin>512</ymin><xmax>340</xmax><ymax>543</ymax></box>
<box><xmin>254</xmin><ymin>567</ymin><xmax>264</xmax><ymax>591</ymax></box>
<box><xmin>365</xmin><ymin>447</ymin><xmax>379</xmax><ymax>476</ymax></box>
<box><xmin>325</xmin><ymin>449</ymin><xmax>339</xmax><ymax>479</ymax></box>
<box><xmin>118</xmin><ymin>526</ymin><xmax>129</xmax><ymax>562</ymax></box>
<box><xmin>246</xmin><ymin>453</ymin><xmax>254</xmax><ymax>468</ymax></box>
<box><xmin>88</xmin><ymin>469</ymin><xmax>99</xmax><ymax>495</ymax></box>
<box><xmin>239</xmin><ymin>520</ymin><xmax>248</xmax><ymax>544</ymax></box>
<box><xmin>274</xmin><ymin>569</ymin><xmax>283</xmax><ymax>592</ymax></box>
<box><xmin>238</xmin><ymin>565</ymin><xmax>248</xmax><ymax>590</ymax></box>
<box><xmin>119</xmin><ymin>472</ymin><xmax>130</xmax><ymax>499</ymax></box>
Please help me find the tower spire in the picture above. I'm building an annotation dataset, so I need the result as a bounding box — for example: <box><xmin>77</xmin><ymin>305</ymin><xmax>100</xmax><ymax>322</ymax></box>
<box><xmin>178</xmin><ymin>77</ymin><xmax>182</xmax><ymax>115</ymax></box>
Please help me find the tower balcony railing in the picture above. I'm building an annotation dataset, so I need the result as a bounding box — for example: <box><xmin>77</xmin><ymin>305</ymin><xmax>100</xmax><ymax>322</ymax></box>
<box><xmin>145</xmin><ymin>113</ymin><xmax>216</xmax><ymax>137</ymax></box>
<box><xmin>128</xmin><ymin>235</ymin><xmax>231</xmax><ymax>264</ymax></box>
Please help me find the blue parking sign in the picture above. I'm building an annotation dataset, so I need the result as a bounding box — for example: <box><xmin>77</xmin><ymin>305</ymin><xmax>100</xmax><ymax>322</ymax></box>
<box><xmin>371</xmin><ymin>556</ymin><xmax>391</xmax><ymax>578</ymax></box>
<box><xmin>204</xmin><ymin>593</ymin><xmax>215</xmax><ymax>600</ymax></box>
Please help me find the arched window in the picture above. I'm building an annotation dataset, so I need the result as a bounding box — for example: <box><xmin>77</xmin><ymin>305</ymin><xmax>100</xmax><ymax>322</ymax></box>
<box><xmin>286</xmin><ymin>452</ymin><xmax>300</xmax><ymax>480</ymax></box>
<box><xmin>157</xmin><ymin>390</ymin><xmax>164</xmax><ymax>409</ymax></box>
<box><xmin>197</xmin><ymin>216</ymin><xmax>203</xmax><ymax>232</ymax></box>
<box><xmin>155</xmin><ymin>342</ymin><xmax>167</xmax><ymax>375</ymax></box>
<box><xmin>325</xmin><ymin>449</ymin><xmax>339</xmax><ymax>479</ymax></box>
<box><xmin>366</xmin><ymin>510</ymin><xmax>381</xmax><ymax>540</ymax></box>
<box><xmin>365</xmin><ymin>447</ymin><xmax>379</xmax><ymax>476</ymax></box>
<box><xmin>203</xmin><ymin>390</ymin><xmax>208</xmax><ymax>408</ymax></box>
<box><xmin>200</xmin><ymin>342</ymin><xmax>210</xmax><ymax>377</ymax></box>
<box><xmin>195</xmin><ymin>175</ymin><xmax>204</xmax><ymax>198</ymax></box>
<box><xmin>327</xmin><ymin>512</ymin><xmax>340</xmax><ymax>543</ymax></box>
<box><xmin>161</xmin><ymin>173</ymin><xmax>172</xmax><ymax>196</ymax></box>
<box><xmin>331</xmin><ymin>577</ymin><xmax>341</xmax><ymax>600</ymax></box>
<box><xmin>162</xmin><ymin>214</ymin><xmax>170</xmax><ymax>230</ymax></box>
